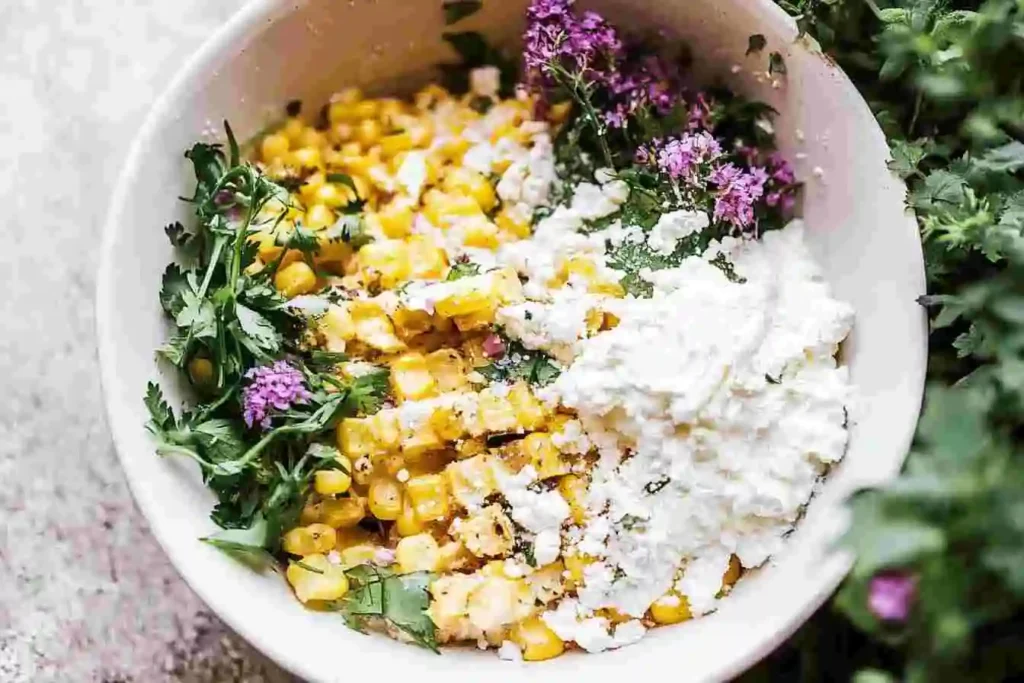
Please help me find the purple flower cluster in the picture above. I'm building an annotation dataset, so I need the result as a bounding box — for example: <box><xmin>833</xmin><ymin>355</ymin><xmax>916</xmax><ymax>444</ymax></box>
<box><xmin>654</xmin><ymin>131</ymin><xmax>722</xmax><ymax>180</ymax></box>
<box><xmin>523</xmin><ymin>0</ymin><xmax>623</xmax><ymax>89</ymax></box>
<box><xmin>242</xmin><ymin>360</ymin><xmax>312</xmax><ymax>430</ymax></box>
<box><xmin>603</xmin><ymin>55</ymin><xmax>681</xmax><ymax>128</ymax></box>
<box><xmin>709</xmin><ymin>163</ymin><xmax>769</xmax><ymax>230</ymax></box>
<box><xmin>868</xmin><ymin>572</ymin><xmax>917</xmax><ymax>622</ymax></box>
<box><xmin>764</xmin><ymin>152</ymin><xmax>797</xmax><ymax>213</ymax></box>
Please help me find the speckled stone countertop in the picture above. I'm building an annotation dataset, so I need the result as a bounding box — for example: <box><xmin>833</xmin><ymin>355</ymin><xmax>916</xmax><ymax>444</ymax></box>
<box><xmin>0</xmin><ymin>1</ymin><xmax>295</xmax><ymax>680</ymax></box>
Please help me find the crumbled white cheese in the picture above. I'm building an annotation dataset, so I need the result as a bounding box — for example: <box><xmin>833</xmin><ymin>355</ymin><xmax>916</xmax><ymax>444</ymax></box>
<box><xmin>496</xmin><ymin>287</ymin><xmax>606</xmax><ymax>363</ymax></box>
<box><xmin>396</xmin><ymin>151</ymin><xmax>427</xmax><ymax>201</ymax></box>
<box><xmin>470</xmin><ymin>66</ymin><xmax>502</xmax><ymax>99</ymax></box>
<box><xmin>540</xmin><ymin>599</ymin><xmax>646</xmax><ymax>653</ymax></box>
<box><xmin>646</xmin><ymin>209</ymin><xmax>709</xmax><ymax>256</ymax></box>
<box><xmin>550</xmin><ymin>221</ymin><xmax>853</xmax><ymax>622</ymax></box>
<box><xmin>550</xmin><ymin>418</ymin><xmax>592</xmax><ymax>455</ymax></box>
<box><xmin>533</xmin><ymin>529</ymin><xmax>563</xmax><ymax>566</ymax></box>
<box><xmin>497</xmin><ymin>640</ymin><xmax>523</xmax><ymax>662</ymax></box>
<box><xmin>495</xmin><ymin>465</ymin><xmax>571</xmax><ymax>535</ymax></box>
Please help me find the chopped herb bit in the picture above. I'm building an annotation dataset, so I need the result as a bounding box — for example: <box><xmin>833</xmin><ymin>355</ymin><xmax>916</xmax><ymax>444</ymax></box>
<box><xmin>445</xmin><ymin>261</ymin><xmax>481</xmax><ymax>281</ymax></box>
<box><xmin>334</xmin><ymin>564</ymin><xmax>439</xmax><ymax>652</ymax></box>
<box><xmin>477</xmin><ymin>335</ymin><xmax>561</xmax><ymax>387</ymax></box>
<box><xmin>643</xmin><ymin>477</ymin><xmax>670</xmax><ymax>495</ymax></box>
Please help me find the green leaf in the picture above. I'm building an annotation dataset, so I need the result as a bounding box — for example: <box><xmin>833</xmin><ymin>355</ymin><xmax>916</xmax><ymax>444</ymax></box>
<box><xmin>445</xmin><ymin>261</ymin><xmax>481</xmax><ymax>281</ymax></box>
<box><xmin>156</xmin><ymin>332</ymin><xmax>189</xmax><ymax>366</ymax></box>
<box><xmin>200</xmin><ymin>515</ymin><xmax>276</xmax><ymax>570</ymax></box>
<box><xmin>888</xmin><ymin>139</ymin><xmax>930</xmax><ymax>179</ymax></box>
<box><xmin>443</xmin><ymin>0</ymin><xmax>482</xmax><ymax>25</ymax></box>
<box><xmin>176</xmin><ymin>289</ymin><xmax>218</xmax><ymax>339</ymax></box>
<box><xmin>160</xmin><ymin>264</ymin><xmax>191</xmax><ymax>315</ymax></box>
<box><xmin>192</xmin><ymin>419</ymin><xmax>247</xmax><ymax>464</ymax></box>
<box><xmin>909</xmin><ymin>170</ymin><xmax>968</xmax><ymax>212</ymax></box>
<box><xmin>235</xmin><ymin>303</ymin><xmax>283</xmax><ymax>353</ymax></box>
<box><xmin>144</xmin><ymin>382</ymin><xmax>176</xmax><ymax>432</ymax></box>
<box><xmin>224</xmin><ymin>120</ymin><xmax>240</xmax><ymax>168</ymax></box>
<box><xmin>974</xmin><ymin>141</ymin><xmax>1024</xmax><ymax>174</ymax></box>
<box><xmin>746</xmin><ymin>34</ymin><xmax>767</xmax><ymax>55</ymax></box>
<box><xmin>383</xmin><ymin>572</ymin><xmax>438</xmax><ymax>651</ymax></box>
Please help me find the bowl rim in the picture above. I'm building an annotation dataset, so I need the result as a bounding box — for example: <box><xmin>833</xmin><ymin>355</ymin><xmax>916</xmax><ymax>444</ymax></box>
<box><xmin>96</xmin><ymin>0</ymin><xmax>927</xmax><ymax>680</ymax></box>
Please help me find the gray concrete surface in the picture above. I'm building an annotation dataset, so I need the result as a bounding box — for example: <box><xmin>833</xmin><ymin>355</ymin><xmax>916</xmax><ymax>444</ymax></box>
<box><xmin>0</xmin><ymin>1</ymin><xmax>295</xmax><ymax>680</ymax></box>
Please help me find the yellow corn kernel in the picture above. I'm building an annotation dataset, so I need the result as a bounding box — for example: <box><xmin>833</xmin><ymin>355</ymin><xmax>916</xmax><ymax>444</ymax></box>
<box><xmin>510</xmin><ymin>616</ymin><xmax>565</xmax><ymax>662</ymax></box>
<box><xmin>405</xmin><ymin>236</ymin><xmax>449</xmax><ymax>280</ymax></box>
<box><xmin>319</xmin><ymin>496</ymin><xmax>366</xmax><ymax>529</ymax></box>
<box><xmin>495</xmin><ymin>208</ymin><xmax>532</xmax><ymax>240</ymax></box>
<box><xmin>368</xmin><ymin>477</ymin><xmax>403</xmax><ymax>520</ymax></box>
<box><xmin>391</xmin><ymin>308</ymin><xmax>434</xmax><ymax>339</ymax></box>
<box><xmin>436</xmin><ymin>136</ymin><xmax>471</xmax><ymax>162</ymax></box>
<box><xmin>425</xmin><ymin>349</ymin><xmax>467</xmax><ymax>393</ymax></box>
<box><xmin>508</xmin><ymin>382</ymin><xmax>548</xmax><ymax>431</ymax></box>
<box><xmin>299</xmin><ymin>172</ymin><xmax>326</xmax><ymax>203</ymax></box>
<box><xmin>329</xmin><ymin>122</ymin><xmax>354</xmax><ymax>145</ymax></box>
<box><xmin>390</xmin><ymin>352</ymin><xmax>437</xmax><ymax>401</ymax></box>
<box><xmin>282</xmin><ymin>117</ymin><xmax>305</xmax><ymax>142</ymax></box>
<box><xmin>313</xmin><ymin>182</ymin><xmax>352</xmax><ymax>210</ymax></box>
<box><xmin>422</xmin><ymin>191</ymin><xmax>484</xmax><ymax>227</ymax></box>
<box><xmin>557</xmin><ymin>474</ymin><xmax>588</xmax><ymax>525</ymax></box>
<box><xmin>274</xmin><ymin>261</ymin><xmax>317</xmax><ymax>298</ymax></box>
<box><xmin>476</xmin><ymin>389</ymin><xmax>518</xmax><ymax>434</ymax></box>
<box><xmin>722</xmin><ymin>554</ymin><xmax>742</xmax><ymax>590</ymax></box>
<box><xmin>358</xmin><ymin>240</ymin><xmax>411</xmax><ymax>290</ymax></box>
<box><xmin>368</xmin><ymin>410</ymin><xmax>401</xmax><ymax>453</ymax></box>
<box><xmin>379</xmin><ymin>131</ymin><xmax>414</xmax><ymax>157</ymax></box>
<box><xmin>396</xmin><ymin>533</ymin><xmax>442</xmax><ymax>573</ymax></box>
<box><xmin>563</xmin><ymin>552</ymin><xmax>594</xmax><ymax>590</ymax></box>
<box><xmin>405</xmin><ymin>473</ymin><xmax>450</xmax><ymax>522</ymax></box>
<box><xmin>446</xmin><ymin>454</ymin><xmax>502</xmax><ymax>508</ymax></box>
<box><xmin>339</xmin><ymin>544</ymin><xmax>379</xmax><ymax>567</ymax></box>
<box><xmin>282</xmin><ymin>523</ymin><xmax>337</xmax><ymax>556</ymax></box>
<box><xmin>288</xmin><ymin>146</ymin><xmax>323</xmax><ymax>170</ymax></box>
<box><xmin>433</xmin><ymin>284</ymin><xmax>492</xmax><ymax>319</ymax></box>
<box><xmin>650</xmin><ymin>592</ymin><xmax>692</xmax><ymax>625</ymax></box>
<box><xmin>356</xmin><ymin>118</ymin><xmax>382</xmax><ymax>147</ymax></box>
<box><xmin>453</xmin><ymin>504</ymin><xmax>514</xmax><ymax>558</ymax></box>
<box><xmin>286</xmin><ymin>554</ymin><xmax>349</xmax><ymax>603</ymax></box>
<box><xmin>491</xmin><ymin>267</ymin><xmax>526</xmax><ymax>305</ymax></box>
<box><xmin>522</xmin><ymin>433</ymin><xmax>568</xmax><ymax>480</ymax></box>
<box><xmin>261</xmin><ymin>133</ymin><xmax>290</xmax><ymax>162</ymax></box>
<box><xmin>315</xmin><ymin>235</ymin><xmax>352</xmax><ymax>266</ymax></box>
<box><xmin>304</xmin><ymin>204</ymin><xmax>336</xmax><ymax>231</ymax></box>
<box><xmin>460</xmin><ymin>215</ymin><xmax>501</xmax><ymax>250</ymax></box>
<box><xmin>338</xmin><ymin>418</ymin><xmax>374</xmax><ymax>458</ymax></box>
<box><xmin>378</xmin><ymin>199</ymin><xmax>415</xmax><ymax>238</ymax></box>
<box><xmin>427</xmin><ymin>405</ymin><xmax>464</xmax><ymax>441</ymax></box>
<box><xmin>400</xmin><ymin>422</ymin><xmax>444</xmax><ymax>459</ymax></box>
<box><xmin>396</xmin><ymin>497</ymin><xmax>427</xmax><ymax>537</ymax></box>
<box><xmin>350</xmin><ymin>301</ymin><xmax>406</xmax><ymax>353</ymax></box>
<box><xmin>455</xmin><ymin>437</ymin><xmax>486</xmax><ymax>460</ymax></box>
<box><xmin>314</xmin><ymin>466</ymin><xmax>352</xmax><ymax>496</ymax></box>
<box><xmin>414</xmin><ymin>83</ymin><xmax>449</xmax><ymax>110</ymax></box>
<box><xmin>298</xmin><ymin>127</ymin><xmax>325</xmax><ymax>149</ymax></box>
<box><xmin>320</xmin><ymin>304</ymin><xmax>356</xmax><ymax>351</ymax></box>
<box><xmin>443</xmin><ymin>168</ymin><xmax>497</xmax><ymax>212</ymax></box>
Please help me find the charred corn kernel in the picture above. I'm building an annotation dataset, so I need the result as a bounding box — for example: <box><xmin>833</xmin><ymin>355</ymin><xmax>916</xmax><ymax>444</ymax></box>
<box><xmin>274</xmin><ymin>261</ymin><xmax>317</xmax><ymax>297</ymax></box>
<box><xmin>305</xmin><ymin>203</ymin><xmax>335</xmax><ymax>231</ymax></box>
<box><xmin>558</xmin><ymin>474</ymin><xmax>588</xmax><ymax>525</ymax></box>
<box><xmin>722</xmin><ymin>554</ymin><xmax>742</xmax><ymax>589</ymax></box>
<box><xmin>350</xmin><ymin>301</ymin><xmax>405</xmax><ymax>353</ymax></box>
<box><xmin>391</xmin><ymin>307</ymin><xmax>434</xmax><ymax>338</ymax></box>
<box><xmin>453</xmin><ymin>504</ymin><xmax>514</xmax><ymax>558</ymax></box>
<box><xmin>286</xmin><ymin>554</ymin><xmax>349</xmax><ymax>603</ymax></box>
<box><xmin>358</xmin><ymin>240</ymin><xmax>411</xmax><ymax>289</ymax></box>
<box><xmin>321</xmin><ymin>304</ymin><xmax>356</xmax><ymax>350</ymax></box>
<box><xmin>495</xmin><ymin>208</ymin><xmax>532</xmax><ymax>239</ymax></box>
<box><xmin>282</xmin><ymin>117</ymin><xmax>305</xmax><ymax>142</ymax></box>
<box><xmin>369</xmin><ymin>411</ymin><xmax>402</xmax><ymax>452</ymax></box>
<box><xmin>282</xmin><ymin>523</ymin><xmax>337</xmax><ymax>556</ymax></box>
<box><xmin>650</xmin><ymin>592</ymin><xmax>692</xmax><ymax>625</ymax></box>
<box><xmin>356</xmin><ymin>118</ymin><xmax>382</xmax><ymax>147</ymax></box>
<box><xmin>427</xmin><ymin>406</ymin><xmax>464</xmax><ymax>441</ymax></box>
<box><xmin>522</xmin><ymin>433</ymin><xmax>568</xmax><ymax>479</ymax></box>
<box><xmin>443</xmin><ymin>168</ymin><xmax>497</xmax><ymax>212</ymax></box>
<box><xmin>188</xmin><ymin>357</ymin><xmax>215</xmax><ymax>387</ymax></box>
<box><xmin>378</xmin><ymin>199</ymin><xmax>415</xmax><ymax>238</ymax></box>
<box><xmin>508</xmin><ymin>382</ymin><xmax>548</xmax><ymax>431</ymax></box>
<box><xmin>315</xmin><ymin>234</ymin><xmax>352</xmax><ymax>265</ymax></box>
<box><xmin>563</xmin><ymin>552</ymin><xmax>594</xmax><ymax>589</ymax></box>
<box><xmin>511</xmin><ymin>616</ymin><xmax>565</xmax><ymax>661</ymax></box>
<box><xmin>446</xmin><ymin>454</ymin><xmax>503</xmax><ymax>508</ymax></box>
<box><xmin>338</xmin><ymin>418</ymin><xmax>374</xmax><ymax>458</ymax></box>
<box><xmin>425</xmin><ymin>349</ymin><xmax>467</xmax><ymax>392</ymax></box>
<box><xmin>315</xmin><ymin>468</ymin><xmax>352</xmax><ymax>496</ymax></box>
<box><xmin>380</xmin><ymin>131</ymin><xmax>414</xmax><ymax>157</ymax></box>
<box><xmin>467</xmin><ymin>577</ymin><xmax>533</xmax><ymax>633</ymax></box>
<box><xmin>289</xmin><ymin>146</ymin><xmax>323</xmax><ymax>170</ymax></box>
<box><xmin>405</xmin><ymin>236</ymin><xmax>448</xmax><ymax>279</ymax></box>
<box><xmin>405</xmin><ymin>473</ymin><xmax>450</xmax><ymax>522</ymax></box>
<box><xmin>339</xmin><ymin>544</ymin><xmax>378</xmax><ymax>567</ymax></box>
<box><xmin>396</xmin><ymin>533</ymin><xmax>442</xmax><ymax>573</ymax></box>
<box><xmin>396</xmin><ymin>497</ymin><xmax>427</xmax><ymax>536</ymax></box>
<box><xmin>300</xmin><ymin>498</ymin><xmax>324</xmax><ymax>525</ymax></box>
<box><xmin>460</xmin><ymin>215</ymin><xmax>501</xmax><ymax>250</ymax></box>
<box><xmin>400</xmin><ymin>423</ymin><xmax>444</xmax><ymax>459</ymax></box>
<box><xmin>391</xmin><ymin>352</ymin><xmax>437</xmax><ymax>401</ymax></box>
<box><xmin>368</xmin><ymin>477</ymin><xmax>403</xmax><ymax>520</ymax></box>
<box><xmin>452</xmin><ymin>308</ymin><xmax>496</xmax><ymax>333</ymax></box>
<box><xmin>455</xmin><ymin>437</ymin><xmax>486</xmax><ymax>460</ymax></box>
<box><xmin>261</xmin><ymin>133</ymin><xmax>290</xmax><ymax>162</ymax></box>
<box><xmin>320</xmin><ymin>496</ymin><xmax>366</xmax><ymax>529</ymax></box>
<box><xmin>476</xmin><ymin>389</ymin><xmax>517</xmax><ymax>433</ymax></box>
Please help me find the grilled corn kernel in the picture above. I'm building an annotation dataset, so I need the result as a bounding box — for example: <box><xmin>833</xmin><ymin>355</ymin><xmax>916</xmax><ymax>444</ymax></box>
<box><xmin>378</xmin><ymin>199</ymin><xmax>415</xmax><ymax>238</ymax></box>
<box><xmin>320</xmin><ymin>496</ymin><xmax>365</xmax><ymax>529</ymax></box>
<box><xmin>563</xmin><ymin>552</ymin><xmax>594</xmax><ymax>590</ymax></box>
<box><xmin>396</xmin><ymin>497</ymin><xmax>427</xmax><ymax>537</ymax></box>
<box><xmin>390</xmin><ymin>352</ymin><xmax>437</xmax><ymax>401</ymax></box>
<box><xmin>650</xmin><ymin>592</ymin><xmax>692</xmax><ymax>625</ymax></box>
<box><xmin>425</xmin><ymin>349</ymin><xmax>467</xmax><ymax>392</ymax></box>
<box><xmin>396</xmin><ymin>533</ymin><xmax>442</xmax><ymax>573</ymax></box>
<box><xmin>391</xmin><ymin>308</ymin><xmax>434</xmax><ymax>339</ymax></box>
<box><xmin>405</xmin><ymin>236</ymin><xmax>448</xmax><ymax>280</ymax></box>
<box><xmin>508</xmin><ymin>382</ymin><xmax>548</xmax><ymax>431</ymax></box>
<box><xmin>315</xmin><ymin>467</ymin><xmax>352</xmax><ymax>496</ymax></box>
<box><xmin>368</xmin><ymin>477</ymin><xmax>403</xmax><ymax>520</ymax></box>
<box><xmin>274</xmin><ymin>261</ymin><xmax>317</xmax><ymax>297</ymax></box>
<box><xmin>338</xmin><ymin>418</ymin><xmax>374</xmax><ymax>458</ymax></box>
<box><xmin>282</xmin><ymin>117</ymin><xmax>305</xmax><ymax>142</ymax></box>
<box><xmin>476</xmin><ymin>389</ymin><xmax>518</xmax><ymax>434</ymax></box>
<box><xmin>339</xmin><ymin>544</ymin><xmax>378</xmax><ymax>567</ymax></box>
<box><xmin>350</xmin><ymin>301</ymin><xmax>405</xmax><ymax>353</ymax></box>
<box><xmin>446</xmin><ymin>454</ymin><xmax>502</xmax><ymax>508</ymax></box>
<box><xmin>289</xmin><ymin>146</ymin><xmax>323</xmax><ymax>170</ymax></box>
<box><xmin>557</xmin><ymin>474</ymin><xmax>588</xmax><ymax>525</ymax></box>
<box><xmin>282</xmin><ymin>523</ymin><xmax>337</xmax><ymax>556</ymax></box>
<box><xmin>358</xmin><ymin>240</ymin><xmax>411</xmax><ymax>290</ymax></box>
<box><xmin>400</xmin><ymin>423</ymin><xmax>444</xmax><ymax>459</ymax></box>
<box><xmin>452</xmin><ymin>504</ymin><xmax>514</xmax><ymax>558</ymax></box>
<box><xmin>442</xmin><ymin>168</ymin><xmax>498</xmax><ymax>212</ymax></box>
<box><xmin>286</xmin><ymin>554</ymin><xmax>349</xmax><ymax>603</ymax></box>
<box><xmin>305</xmin><ymin>204</ymin><xmax>336</xmax><ymax>231</ymax></box>
<box><xmin>522</xmin><ymin>433</ymin><xmax>568</xmax><ymax>480</ymax></box>
<box><xmin>510</xmin><ymin>616</ymin><xmax>565</xmax><ymax>661</ymax></box>
<box><xmin>405</xmin><ymin>473</ymin><xmax>450</xmax><ymax>522</ymax></box>
<box><xmin>261</xmin><ymin>133</ymin><xmax>290</xmax><ymax>162</ymax></box>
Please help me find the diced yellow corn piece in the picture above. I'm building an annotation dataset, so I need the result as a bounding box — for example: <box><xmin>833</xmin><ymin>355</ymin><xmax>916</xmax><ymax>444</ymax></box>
<box><xmin>368</xmin><ymin>477</ymin><xmax>403</xmax><ymax>520</ymax></box>
<box><xmin>557</xmin><ymin>474</ymin><xmax>588</xmax><ymax>526</ymax></box>
<box><xmin>563</xmin><ymin>552</ymin><xmax>594</xmax><ymax>590</ymax></box>
<box><xmin>443</xmin><ymin>168</ymin><xmax>497</xmax><ymax>212</ymax></box>
<box><xmin>390</xmin><ymin>352</ymin><xmax>438</xmax><ymax>401</ymax></box>
<box><xmin>380</xmin><ymin>131</ymin><xmax>414</xmax><ymax>157</ymax></box>
<box><xmin>510</xmin><ymin>616</ymin><xmax>565</xmax><ymax>661</ymax></box>
<box><xmin>475</xmin><ymin>388</ymin><xmax>518</xmax><ymax>434</ymax></box>
<box><xmin>314</xmin><ymin>465</ymin><xmax>352</xmax><ymax>496</ymax></box>
<box><xmin>274</xmin><ymin>261</ymin><xmax>317</xmax><ymax>298</ymax></box>
<box><xmin>369</xmin><ymin>411</ymin><xmax>402</xmax><ymax>453</ymax></box>
<box><xmin>466</xmin><ymin>576</ymin><xmax>534</xmax><ymax>633</ymax></box>
<box><xmin>286</xmin><ymin>554</ymin><xmax>349</xmax><ymax>603</ymax></box>
<box><xmin>425</xmin><ymin>349</ymin><xmax>467</xmax><ymax>393</ymax></box>
<box><xmin>338</xmin><ymin>418</ymin><xmax>375</xmax><ymax>459</ymax></box>
<box><xmin>282</xmin><ymin>523</ymin><xmax>337</xmax><ymax>556</ymax></box>
<box><xmin>261</xmin><ymin>133</ymin><xmax>290</xmax><ymax>162</ymax></box>
<box><xmin>445</xmin><ymin>454</ymin><xmax>504</xmax><ymax>508</ymax></box>
<box><xmin>427</xmin><ymin>405</ymin><xmax>464</xmax><ymax>441</ymax></box>
<box><xmin>288</xmin><ymin>146</ymin><xmax>323</xmax><ymax>171</ymax></box>
<box><xmin>396</xmin><ymin>497</ymin><xmax>427</xmax><ymax>537</ymax></box>
<box><xmin>521</xmin><ymin>433</ymin><xmax>568</xmax><ymax>479</ymax></box>
<box><xmin>508</xmin><ymin>382</ymin><xmax>549</xmax><ymax>431</ymax></box>
<box><xmin>305</xmin><ymin>204</ymin><xmax>335</xmax><ymax>231</ymax></box>
<box><xmin>405</xmin><ymin>473</ymin><xmax>450</xmax><ymax>522</ymax></box>
<box><xmin>350</xmin><ymin>301</ymin><xmax>405</xmax><ymax>353</ymax></box>
<box><xmin>452</xmin><ymin>504</ymin><xmax>514</xmax><ymax>558</ymax></box>
<box><xmin>281</xmin><ymin>117</ymin><xmax>305</xmax><ymax>143</ymax></box>
<box><xmin>495</xmin><ymin>208</ymin><xmax>532</xmax><ymax>239</ymax></box>
<box><xmin>391</xmin><ymin>308</ymin><xmax>434</xmax><ymax>339</ymax></box>
<box><xmin>400</xmin><ymin>422</ymin><xmax>444</xmax><ymax>459</ymax></box>
<box><xmin>319</xmin><ymin>496</ymin><xmax>366</xmax><ymax>529</ymax></box>
<box><xmin>650</xmin><ymin>592</ymin><xmax>692</xmax><ymax>625</ymax></box>
<box><xmin>423</xmin><ymin>190</ymin><xmax>484</xmax><ymax>227</ymax></box>
<box><xmin>358</xmin><ymin>240</ymin><xmax>411</xmax><ymax>289</ymax></box>
<box><xmin>339</xmin><ymin>544</ymin><xmax>379</xmax><ymax>567</ymax></box>
<box><xmin>406</xmin><ymin>236</ymin><xmax>448</xmax><ymax>280</ymax></box>
<box><xmin>459</xmin><ymin>215</ymin><xmax>501</xmax><ymax>250</ymax></box>
<box><xmin>378</xmin><ymin>199</ymin><xmax>415</xmax><ymax>238</ymax></box>
<box><xmin>396</xmin><ymin>533</ymin><xmax>442</xmax><ymax>573</ymax></box>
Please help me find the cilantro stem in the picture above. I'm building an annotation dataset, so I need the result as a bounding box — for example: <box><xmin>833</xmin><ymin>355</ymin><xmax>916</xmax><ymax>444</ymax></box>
<box><xmin>548</xmin><ymin>63</ymin><xmax>615</xmax><ymax>169</ymax></box>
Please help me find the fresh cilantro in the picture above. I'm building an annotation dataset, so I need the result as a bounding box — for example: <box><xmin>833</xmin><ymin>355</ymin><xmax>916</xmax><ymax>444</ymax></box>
<box><xmin>643</xmin><ymin>477</ymin><xmax>670</xmax><ymax>495</ymax></box>
<box><xmin>478</xmin><ymin>336</ymin><xmax>561</xmax><ymax>387</ymax></box>
<box><xmin>445</xmin><ymin>261</ymin><xmax>481</xmax><ymax>281</ymax></box>
<box><xmin>335</xmin><ymin>564</ymin><xmax>439</xmax><ymax>652</ymax></box>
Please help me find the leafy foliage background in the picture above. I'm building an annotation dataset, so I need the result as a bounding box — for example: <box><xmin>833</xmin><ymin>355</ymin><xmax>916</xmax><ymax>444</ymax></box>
<box><xmin>744</xmin><ymin>1</ymin><xmax>1024</xmax><ymax>681</ymax></box>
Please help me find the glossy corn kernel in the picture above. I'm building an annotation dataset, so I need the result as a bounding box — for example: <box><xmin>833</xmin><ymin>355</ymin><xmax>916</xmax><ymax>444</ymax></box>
<box><xmin>396</xmin><ymin>497</ymin><xmax>427</xmax><ymax>537</ymax></box>
<box><xmin>405</xmin><ymin>473</ymin><xmax>450</xmax><ymax>522</ymax></box>
<box><xmin>314</xmin><ymin>467</ymin><xmax>352</xmax><ymax>496</ymax></box>
<box><xmin>557</xmin><ymin>474</ymin><xmax>588</xmax><ymax>525</ymax></box>
<box><xmin>425</xmin><ymin>349</ymin><xmax>467</xmax><ymax>393</ymax></box>
<box><xmin>510</xmin><ymin>616</ymin><xmax>565</xmax><ymax>661</ymax></box>
<box><xmin>349</xmin><ymin>301</ymin><xmax>406</xmax><ymax>353</ymax></box>
<box><xmin>368</xmin><ymin>477</ymin><xmax>404</xmax><ymax>521</ymax></box>
<box><xmin>286</xmin><ymin>554</ymin><xmax>349</xmax><ymax>603</ymax></box>
<box><xmin>289</xmin><ymin>146</ymin><xmax>323</xmax><ymax>170</ymax></box>
<box><xmin>443</xmin><ymin>168</ymin><xmax>497</xmax><ymax>212</ymax></box>
<box><xmin>282</xmin><ymin>523</ymin><xmax>337</xmax><ymax>556</ymax></box>
<box><xmin>304</xmin><ymin>204</ymin><xmax>336</xmax><ymax>231</ymax></box>
<box><xmin>522</xmin><ymin>433</ymin><xmax>568</xmax><ymax>480</ymax></box>
<box><xmin>405</xmin><ymin>236</ymin><xmax>449</xmax><ymax>280</ymax></box>
<box><xmin>319</xmin><ymin>496</ymin><xmax>365</xmax><ymax>529</ymax></box>
<box><xmin>476</xmin><ymin>388</ymin><xmax>518</xmax><ymax>434</ymax></box>
<box><xmin>400</xmin><ymin>423</ymin><xmax>444</xmax><ymax>459</ymax></box>
<box><xmin>508</xmin><ymin>382</ymin><xmax>549</xmax><ymax>431</ymax></box>
<box><xmin>396</xmin><ymin>533</ymin><xmax>442</xmax><ymax>573</ymax></box>
<box><xmin>378</xmin><ymin>199</ymin><xmax>415</xmax><ymax>238</ymax></box>
<box><xmin>274</xmin><ymin>261</ymin><xmax>317</xmax><ymax>298</ymax></box>
<box><xmin>358</xmin><ymin>240</ymin><xmax>411</xmax><ymax>290</ymax></box>
<box><xmin>261</xmin><ymin>133</ymin><xmax>290</xmax><ymax>162</ymax></box>
<box><xmin>391</xmin><ymin>352</ymin><xmax>438</xmax><ymax>401</ymax></box>
<box><xmin>380</xmin><ymin>131</ymin><xmax>414</xmax><ymax>157</ymax></box>
<box><xmin>339</xmin><ymin>544</ymin><xmax>379</xmax><ymax>568</ymax></box>
<box><xmin>422</xmin><ymin>191</ymin><xmax>484</xmax><ymax>227</ymax></box>
<box><xmin>281</xmin><ymin>117</ymin><xmax>305</xmax><ymax>142</ymax></box>
<box><xmin>650</xmin><ymin>592</ymin><xmax>692</xmax><ymax>625</ymax></box>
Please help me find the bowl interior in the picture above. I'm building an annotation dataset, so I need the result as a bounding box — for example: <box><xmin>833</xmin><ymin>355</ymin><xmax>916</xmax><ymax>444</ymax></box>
<box><xmin>97</xmin><ymin>0</ymin><xmax>927</xmax><ymax>680</ymax></box>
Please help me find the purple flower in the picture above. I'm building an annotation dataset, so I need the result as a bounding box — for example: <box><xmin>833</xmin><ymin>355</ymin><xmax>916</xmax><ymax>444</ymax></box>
<box><xmin>242</xmin><ymin>360</ymin><xmax>312</xmax><ymax>430</ymax></box>
<box><xmin>523</xmin><ymin>0</ymin><xmax>623</xmax><ymax>89</ymax></box>
<box><xmin>709</xmin><ymin>163</ymin><xmax>768</xmax><ymax>231</ymax></box>
<box><xmin>868</xmin><ymin>572</ymin><xmax>917</xmax><ymax>622</ymax></box>
<box><xmin>655</xmin><ymin>131</ymin><xmax>722</xmax><ymax>180</ymax></box>
<box><xmin>767</xmin><ymin>152</ymin><xmax>796</xmax><ymax>185</ymax></box>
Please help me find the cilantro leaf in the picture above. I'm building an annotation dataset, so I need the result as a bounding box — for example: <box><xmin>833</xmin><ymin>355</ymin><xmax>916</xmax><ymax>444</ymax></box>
<box><xmin>445</xmin><ymin>261</ymin><xmax>481</xmax><ymax>281</ymax></box>
<box><xmin>159</xmin><ymin>264</ymin><xmax>191</xmax><ymax>315</ymax></box>
<box><xmin>235</xmin><ymin>303</ymin><xmax>283</xmax><ymax>354</ymax></box>
<box><xmin>144</xmin><ymin>382</ymin><xmax>176</xmax><ymax>432</ymax></box>
<box><xmin>337</xmin><ymin>565</ymin><xmax>439</xmax><ymax>652</ymax></box>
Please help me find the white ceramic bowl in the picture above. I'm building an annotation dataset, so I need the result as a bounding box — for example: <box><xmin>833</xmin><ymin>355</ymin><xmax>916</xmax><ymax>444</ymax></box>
<box><xmin>97</xmin><ymin>0</ymin><xmax>927</xmax><ymax>680</ymax></box>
